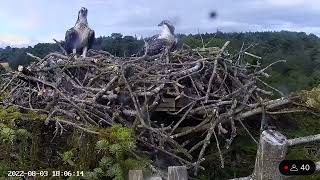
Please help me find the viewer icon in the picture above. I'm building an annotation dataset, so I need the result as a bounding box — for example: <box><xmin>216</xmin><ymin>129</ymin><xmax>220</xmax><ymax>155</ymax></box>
<box><xmin>290</xmin><ymin>164</ymin><xmax>299</xmax><ymax>172</ymax></box>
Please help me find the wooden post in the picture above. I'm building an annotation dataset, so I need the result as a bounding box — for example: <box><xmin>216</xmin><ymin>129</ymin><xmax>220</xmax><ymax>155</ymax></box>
<box><xmin>129</xmin><ymin>170</ymin><xmax>143</xmax><ymax>180</ymax></box>
<box><xmin>252</xmin><ymin>130</ymin><xmax>287</xmax><ymax>180</ymax></box>
<box><xmin>168</xmin><ymin>166</ymin><xmax>188</xmax><ymax>180</ymax></box>
<box><xmin>149</xmin><ymin>176</ymin><xmax>163</xmax><ymax>180</ymax></box>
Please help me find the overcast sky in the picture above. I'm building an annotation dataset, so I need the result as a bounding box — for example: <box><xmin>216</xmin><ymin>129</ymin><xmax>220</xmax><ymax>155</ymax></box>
<box><xmin>0</xmin><ymin>0</ymin><xmax>320</xmax><ymax>47</ymax></box>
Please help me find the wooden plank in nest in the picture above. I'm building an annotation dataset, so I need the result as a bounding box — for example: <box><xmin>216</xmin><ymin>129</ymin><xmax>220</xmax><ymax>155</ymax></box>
<box><xmin>0</xmin><ymin>62</ymin><xmax>12</xmax><ymax>72</ymax></box>
<box><xmin>155</xmin><ymin>97</ymin><xmax>176</xmax><ymax>111</ymax></box>
<box><xmin>128</xmin><ymin>170</ymin><xmax>143</xmax><ymax>180</ymax></box>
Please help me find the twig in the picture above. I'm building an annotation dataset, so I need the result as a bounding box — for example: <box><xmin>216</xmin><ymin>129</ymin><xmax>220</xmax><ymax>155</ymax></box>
<box><xmin>205</xmin><ymin>41</ymin><xmax>230</xmax><ymax>102</ymax></box>
<box><xmin>53</xmin><ymin>39</ymin><xmax>68</xmax><ymax>56</ymax></box>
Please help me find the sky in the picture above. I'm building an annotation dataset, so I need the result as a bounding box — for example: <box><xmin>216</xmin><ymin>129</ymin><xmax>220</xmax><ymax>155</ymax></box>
<box><xmin>1</xmin><ymin>0</ymin><xmax>320</xmax><ymax>47</ymax></box>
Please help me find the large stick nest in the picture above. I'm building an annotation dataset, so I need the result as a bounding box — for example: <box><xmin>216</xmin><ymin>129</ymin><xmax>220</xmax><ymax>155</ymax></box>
<box><xmin>0</xmin><ymin>42</ymin><xmax>300</xmax><ymax>175</ymax></box>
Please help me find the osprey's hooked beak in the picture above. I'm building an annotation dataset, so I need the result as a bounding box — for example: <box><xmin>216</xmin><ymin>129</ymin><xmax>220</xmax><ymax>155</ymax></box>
<box><xmin>158</xmin><ymin>22</ymin><xmax>164</xmax><ymax>26</ymax></box>
<box><xmin>79</xmin><ymin>7</ymin><xmax>88</xmax><ymax>17</ymax></box>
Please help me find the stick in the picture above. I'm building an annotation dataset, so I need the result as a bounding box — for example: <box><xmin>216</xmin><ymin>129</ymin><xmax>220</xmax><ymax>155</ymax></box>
<box><xmin>53</xmin><ymin>39</ymin><xmax>68</xmax><ymax>56</ymax></box>
<box><xmin>205</xmin><ymin>41</ymin><xmax>230</xmax><ymax>102</ymax></box>
<box><xmin>287</xmin><ymin>134</ymin><xmax>320</xmax><ymax>146</ymax></box>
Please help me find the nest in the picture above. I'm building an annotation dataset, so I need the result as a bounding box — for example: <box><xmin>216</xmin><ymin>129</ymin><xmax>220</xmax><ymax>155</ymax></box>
<box><xmin>0</xmin><ymin>41</ymin><xmax>296</xmax><ymax>175</ymax></box>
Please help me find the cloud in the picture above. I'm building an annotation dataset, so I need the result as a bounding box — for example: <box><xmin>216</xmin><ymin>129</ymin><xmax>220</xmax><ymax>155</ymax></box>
<box><xmin>263</xmin><ymin>0</ymin><xmax>320</xmax><ymax>8</ymax></box>
<box><xmin>37</xmin><ymin>33</ymin><xmax>66</xmax><ymax>43</ymax></box>
<box><xmin>0</xmin><ymin>34</ymin><xmax>33</xmax><ymax>48</ymax></box>
<box><xmin>1</xmin><ymin>0</ymin><xmax>320</xmax><ymax>47</ymax></box>
<box><xmin>265</xmin><ymin>0</ymin><xmax>306</xmax><ymax>7</ymax></box>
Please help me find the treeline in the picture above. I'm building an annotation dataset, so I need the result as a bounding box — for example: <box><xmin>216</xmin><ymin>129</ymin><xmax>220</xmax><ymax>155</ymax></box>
<box><xmin>1</xmin><ymin>31</ymin><xmax>320</xmax><ymax>92</ymax></box>
<box><xmin>0</xmin><ymin>33</ymin><xmax>144</xmax><ymax>69</ymax></box>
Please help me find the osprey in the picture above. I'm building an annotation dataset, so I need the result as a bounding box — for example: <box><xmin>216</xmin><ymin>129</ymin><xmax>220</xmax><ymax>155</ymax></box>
<box><xmin>142</xmin><ymin>20</ymin><xmax>177</xmax><ymax>56</ymax></box>
<box><xmin>65</xmin><ymin>7</ymin><xmax>95</xmax><ymax>58</ymax></box>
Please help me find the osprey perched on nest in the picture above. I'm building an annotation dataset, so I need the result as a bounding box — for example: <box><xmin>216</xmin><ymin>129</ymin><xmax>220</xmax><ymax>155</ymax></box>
<box><xmin>141</xmin><ymin>20</ymin><xmax>177</xmax><ymax>56</ymax></box>
<box><xmin>65</xmin><ymin>7</ymin><xmax>95</xmax><ymax>58</ymax></box>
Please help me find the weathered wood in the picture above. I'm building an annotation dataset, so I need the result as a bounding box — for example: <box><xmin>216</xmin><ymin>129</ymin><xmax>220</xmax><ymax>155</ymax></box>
<box><xmin>129</xmin><ymin>170</ymin><xmax>143</xmax><ymax>180</ymax></box>
<box><xmin>0</xmin><ymin>62</ymin><xmax>12</xmax><ymax>71</ymax></box>
<box><xmin>252</xmin><ymin>130</ymin><xmax>287</xmax><ymax>180</ymax></box>
<box><xmin>230</xmin><ymin>177</ymin><xmax>252</xmax><ymax>180</ymax></box>
<box><xmin>149</xmin><ymin>176</ymin><xmax>163</xmax><ymax>180</ymax></box>
<box><xmin>287</xmin><ymin>134</ymin><xmax>320</xmax><ymax>146</ymax></box>
<box><xmin>155</xmin><ymin>97</ymin><xmax>176</xmax><ymax>111</ymax></box>
<box><xmin>168</xmin><ymin>166</ymin><xmax>188</xmax><ymax>180</ymax></box>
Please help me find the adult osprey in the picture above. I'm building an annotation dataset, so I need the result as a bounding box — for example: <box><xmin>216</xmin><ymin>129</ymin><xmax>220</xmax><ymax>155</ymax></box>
<box><xmin>65</xmin><ymin>7</ymin><xmax>95</xmax><ymax>58</ymax></box>
<box><xmin>142</xmin><ymin>20</ymin><xmax>177</xmax><ymax>56</ymax></box>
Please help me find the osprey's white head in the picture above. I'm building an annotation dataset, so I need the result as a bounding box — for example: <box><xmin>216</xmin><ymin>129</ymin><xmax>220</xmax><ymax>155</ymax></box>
<box><xmin>158</xmin><ymin>20</ymin><xmax>175</xmax><ymax>34</ymax></box>
<box><xmin>158</xmin><ymin>20</ymin><xmax>176</xmax><ymax>41</ymax></box>
<box><xmin>76</xmin><ymin>7</ymin><xmax>88</xmax><ymax>25</ymax></box>
<box><xmin>17</xmin><ymin>65</ymin><xmax>23</xmax><ymax>72</ymax></box>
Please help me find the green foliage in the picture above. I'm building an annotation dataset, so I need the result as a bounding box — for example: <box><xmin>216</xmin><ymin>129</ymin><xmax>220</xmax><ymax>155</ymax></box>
<box><xmin>0</xmin><ymin>44</ymin><xmax>60</xmax><ymax>69</ymax></box>
<box><xmin>0</xmin><ymin>107</ymin><xmax>46</xmax><ymax>123</ymax></box>
<box><xmin>198</xmin><ymin>129</ymin><xmax>258</xmax><ymax>179</ymax></box>
<box><xmin>83</xmin><ymin>124</ymin><xmax>149</xmax><ymax>180</ymax></box>
<box><xmin>0</xmin><ymin>123</ymin><xmax>31</xmax><ymax>177</ymax></box>
<box><xmin>53</xmin><ymin>125</ymin><xmax>149</xmax><ymax>180</ymax></box>
<box><xmin>0</xmin><ymin>115</ymin><xmax>149</xmax><ymax>179</ymax></box>
<box><xmin>96</xmin><ymin>139</ymin><xmax>110</xmax><ymax>152</ymax></box>
<box><xmin>0</xmin><ymin>107</ymin><xmax>22</xmax><ymax>123</ymax></box>
<box><xmin>298</xmin><ymin>85</ymin><xmax>320</xmax><ymax>109</ymax></box>
<box><xmin>0</xmin><ymin>107</ymin><xmax>32</xmax><ymax>173</ymax></box>
<box><xmin>61</xmin><ymin>150</ymin><xmax>76</xmax><ymax>167</ymax></box>
<box><xmin>0</xmin><ymin>124</ymin><xmax>16</xmax><ymax>142</ymax></box>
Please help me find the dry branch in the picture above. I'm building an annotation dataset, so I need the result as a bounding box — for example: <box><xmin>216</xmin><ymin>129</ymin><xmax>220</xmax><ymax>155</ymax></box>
<box><xmin>287</xmin><ymin>134</ymin><xmax>320</xmax><ymax>146</ymax></box>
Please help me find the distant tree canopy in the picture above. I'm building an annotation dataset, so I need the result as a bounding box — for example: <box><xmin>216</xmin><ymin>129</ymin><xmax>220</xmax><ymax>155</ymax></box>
<box><xmin>93</xmin><ymin>34</ymin><xmax>144</xmax><ymax>57</ymax></box>
<box><xmin>1</xmin><ymin>31</ymin><xmax>320</xmax><ymax>92</ymax></box>
<box><xmin>0</xmin><ymin>44</ymin><xmax>60</xmax><ymax>69</ymax></box>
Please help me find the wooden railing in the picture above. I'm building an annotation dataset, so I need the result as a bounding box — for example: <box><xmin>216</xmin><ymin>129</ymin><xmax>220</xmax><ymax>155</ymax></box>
<box><xmin>129</xmin><ymin>166</ymin><xmax>188</xmax><ymax>180</ymax></box>
<box><xmin>129</xmin><ymin>130</ymin><xmax>320</xmax><ymax>180</ymax></box>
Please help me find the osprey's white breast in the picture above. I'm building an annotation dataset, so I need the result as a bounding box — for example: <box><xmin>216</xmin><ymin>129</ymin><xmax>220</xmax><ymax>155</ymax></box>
<box><xmin>158</xmin><ymin>25</ymin><xmax>175</xmax><ymax>43</ymax></box>
<box><xmin>74</xmin><ymin>23</ymin><xmax>91</xmax><ymax>47</ymax></box>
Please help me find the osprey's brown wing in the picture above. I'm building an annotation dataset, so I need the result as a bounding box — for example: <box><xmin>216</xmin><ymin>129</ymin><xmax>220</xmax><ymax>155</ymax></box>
<box><xmin>88</xmin><ymin>29</ymin><xmax>95</xmax><ymax>49</ymax></box>
<box><xmin>146</xmin><ymin>38</ymin><xmax>168</xmax><ymax>56</ymax></box>
<box><xmin>170</xmin><ymin>38</ymin><xmax>178</xmax><ymax>52</ymax></box>
<box><xmin>64</xmin><ymin>28</ymin><xmax>79</xmax><ymax>54</ymax></box>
